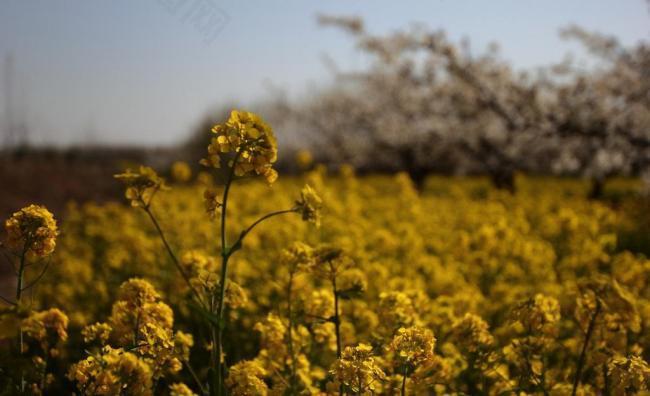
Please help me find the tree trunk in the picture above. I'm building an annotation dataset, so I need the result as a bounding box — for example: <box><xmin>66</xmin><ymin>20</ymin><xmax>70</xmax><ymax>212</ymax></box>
<box><xmin>398</xmin><ymin>147</ymin><xmax>427</xmax><ymax>192</ymax></box>
<box><xmin>490</xmin><ymin>169</ymin><xmax>516</xmax><ymax>193</ymax></box>
<box><xmin>589</xmin><ymin>177</ymin><xmax>605</xmax><ymax>200</ymax></box>
<box><xmin>407</xmin><ymin>168</ymin><xmax>427</xmax><ymax>191</ymax></box>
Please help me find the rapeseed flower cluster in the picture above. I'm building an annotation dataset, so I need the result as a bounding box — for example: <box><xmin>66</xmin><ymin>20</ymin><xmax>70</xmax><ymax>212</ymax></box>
<box><xmin>331</xmin><ymin>343</ymin><xmax>386</xmax><ymax>393</ymax></box>
<box><xmin>389</xmin><ymin>326</ymin><xmax>436</xmax><ymax>367</ymax></box>
<box><xmin>114</xmin><ymin>166</ymin><xmax>168</xmax><ymax>208</ymax></box>
<box><xmin>21</xmin><ymin>308</ymin><xmax>69</xmax><ymax>355</ymax></box>
<box><xmin>4</xmin><ymin>204</ymin><xmax>58</xmax><ymax>258</ymax></box>
<box><xmin>296</xmin><ymin>184</ymin><xmax>323</xmax><ymax>227</ymax></box>
<box><xmin>171</xmin><ymin>161</ymin><xmax>192</xmax><ymax>183</ymax></box>
<box><xmin>68</xmin><ymin>346</ymin><xmax>153</xmax><ymax>396</ymax></box>
<box><xmin>67</xmin><ymin>279</ymin><xmax>191</xmax><ymax>394</ymax></box>
<box><xmin>201</xmin><ymin>109</ymin><xmax>278</xmax><ymax>184</ymax></box>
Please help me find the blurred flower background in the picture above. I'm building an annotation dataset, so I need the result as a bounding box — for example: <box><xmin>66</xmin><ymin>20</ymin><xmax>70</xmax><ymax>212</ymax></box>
<box><xmin>1</xmin><ymin>0</ymin><xmax>649</xmax><ymax>215</ymax></box>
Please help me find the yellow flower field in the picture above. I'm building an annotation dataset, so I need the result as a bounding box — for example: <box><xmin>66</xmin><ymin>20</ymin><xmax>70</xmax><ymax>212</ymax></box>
<box><xmin>2</xmin><ymin>111</ymin><xmax>650</xmax><ymax>395</ymax></box>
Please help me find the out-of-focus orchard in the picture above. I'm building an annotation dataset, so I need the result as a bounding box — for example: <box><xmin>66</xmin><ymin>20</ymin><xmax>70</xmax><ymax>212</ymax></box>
<box><xmin>184</xmin><ymin>16</ymin><xmax>650</xmax><ymax>198</ymax></box>
<box><xmin>0</xmin><ymin>11</ymin><xmax>649</xmax><ymax>396</ymax></box>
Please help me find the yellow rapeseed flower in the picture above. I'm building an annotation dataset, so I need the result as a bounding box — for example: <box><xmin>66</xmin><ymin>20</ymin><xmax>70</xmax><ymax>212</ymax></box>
<box><xmin>608</xmin><ymin>355</ymin><xmax>650</xmax><ymax>393</ymax></box>
<box><xmin>171</xmin><ymin>161</ymin><xmax>192</xmax><ymax>183</ymax></box>
<box><xmin>68</xmin><ymin>346</ymin><xmax>153</xmax><ymax>395</ymax></box>
<box><xmin>4</xmin><ymin>204</ymin><xmax>58</xmax><ymax>257</ymax></box>
<box><xmin>295</xmin><ymin>149</ymin><xmax>313</xmax><ymax>170</ymax></box>
<box><xmin>295</xmin><ymin>184</ymin><xmax>323</xmax><ymax>227</ymax></box>
<box><xmin>330</xmin><ymin>343</ymin><xmax>386</xmax><ymax>393</ymax></box>
<box><xmin>169</xmin><ymin>383</ymin><xmax>197</xmax><ymax>396</ymax></box>
<box><xmin>114</xmin><ymin>166</ymin><xmax>168</xmax><ymax>208</ymax></box>
<box><xmin>389</xmin><ymin>326</ymin><xmax>436</xmax><ymax>367</ymax></box>
<box><xmin>226</xmin><ymin>359</ymin><xmax>269</xmax><ymax>395</ymax></box>
<box><xmin>22</xmin><ymin>308</ymin><xmax>69</xmax><ymax>354</ymax></box>
<box><xmin>451</xmin><ymin>313</ymin><xmax>494</xmax><ymax>353</ymax></box>
<box><xmin>201</xmin><ymin>110</ymin><xmax>278</xmax><ymax>184</ymax></box>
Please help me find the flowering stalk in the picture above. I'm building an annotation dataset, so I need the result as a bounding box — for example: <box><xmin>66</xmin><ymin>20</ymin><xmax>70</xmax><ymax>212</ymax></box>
<box><xmin>212</xmin><ymin>154</ymin><xmax>238</xmax><ymax>395</ymax></box>
<box><xmin>115</xmin><ymin>167</ymin><xmax>207</xmax><ymax>309</ymax></box>
<box><xmin>115</xmin><ymin>110</ymin><xmax>321</xmax><ymax>395</ymax></box>
<box><xmin>212</xmin><ymin>155</ymin><xmax>298</xmax><ymax>395</ymax></box>
<box><xmin>3</xmin><ymin>205</ymin><xmax>58</xmax><ymax>393</ymax></box>
<box><xmin>202</xmin><ymin>111</ymin><xmax>322</xmax><ymax>395</ymax></box>
<box><xmin>390</xmin><ymin>327</ymin><xmax>436</xmax><ymax>396</ymax></box>
<box><xmin>331</xmin><ymin>343</ymin><xmax>386</xmax><ymax>394</ymax></box>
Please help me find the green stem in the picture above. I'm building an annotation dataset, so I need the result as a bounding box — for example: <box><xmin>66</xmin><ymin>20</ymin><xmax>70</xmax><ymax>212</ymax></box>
<box><xmin>143</xmin><ymin>206</ymin><xmax>207</xmax><ymax>309</ymax></box>
<box><xmin>286</xmin><ymin>271</ymin><xmax>297</xmax><ymax>392</ymax></box>
<box><xmin>15</xmin><ymin>246</ymin><xmax>27</xmax><ymax>392</ymax></box>
<box><xmin>230</xmin><ymin>209</ymin><xmax>297</xmax><ymax>254</ymax></box>
<box><xmin>331</xmin><ymin>272</ymin><xmax>342</xmax><ymax>359</ymax></box>
<box><xmin>572</xmin><ymin>300</ymin><xmax>601</xmax><ymax>396</ymax></box>
<box><xmin>401</xmin><ymin>366</ymin><xmax>408</xmax><ymax>396</ymax></box>
<box><xmin>133</xmin><ymin>312</ymin><xmax>141</xmax><ymax>347</ymax></box>
<box><xmin>602</xmin><ymin>363</ymin><xmax>610</xmax><ymax>396</ymax></box>
<box><xmin>333</xmin><ymin>289</ymin><xmax>342</xmax><ymax>358</ymax></box>
<box><xmin>212</xmin><ymin>150</ymin><xmax>295</xmax><ymax>395</ymax></box>
<box><xmin>331</xmin><ymin>268</ymin><xmax>343</xmax><ymax>396</ymax></box>
<box><xmin>214</xmin><ymin>152</ymin><xmax>240</xmax><ymax>396</ymax></box>
<box><xmin>357</xmin><ymin>372</ymin><xmax>363</xmax><ymax>395</ymax></box>
<box><xmin>209</xmin><ymin>293</ymin><xmax>218</xmax><ymax>396</ymax></box>
<box><xmin>214</xmin><ymin>253</ymin><xmax>230</xmax><ymax>396</ymax></box>
<box><xmin>15</xmin><ymin>249</ymin><xmax>26</xmax><ymax>303</ymax></box>
<box><xmin>187</xmin><ymin>360</ymin><xmax>207</xmax><ymax>396</ymax></box>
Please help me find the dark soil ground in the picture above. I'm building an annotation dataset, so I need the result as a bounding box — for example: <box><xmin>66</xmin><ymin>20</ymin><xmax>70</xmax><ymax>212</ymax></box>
<box><xmin>0</xmin><ymin>146</ymin><xmax>177</xmax><ymax>295</ymax></box>
<box><xmin>0</xmin><ymin>147</ymin><xmax>178</xmax><ymax>220</ymax></box>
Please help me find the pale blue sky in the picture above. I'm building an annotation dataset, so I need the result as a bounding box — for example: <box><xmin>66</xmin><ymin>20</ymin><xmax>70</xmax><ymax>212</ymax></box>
<box><xmin>1</xmin><ymin>0</ymin><xmax>648</xmax><ymax>146</ymax></box>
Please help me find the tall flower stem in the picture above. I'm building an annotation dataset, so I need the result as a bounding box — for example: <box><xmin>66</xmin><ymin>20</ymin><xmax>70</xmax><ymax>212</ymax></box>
<box><xmin>212</xmin><ymin>205</ymin><xmax>295</xmax><ymax>392</ymax></box>
<box><xmin>329</xmin><ymin>264</ymin><xmax>342</xmax><ymax>359</ymax></box>
<box><xmin>572</xmin><ymin>300</ymin><xmax>601</xmax><ymax>396</ymax></box>
<box><xmin>213</xmin><ymin>152</ymin><xmax>242</xmax><ymax>396</ymax></box>
<box><xmin>15</xmin><ymin>246</ymin><xmax>28</xmax><ymax>350</ymax></box>
<box><xmin>329</xmin><ymin>261</ymin><xmax>343</xmax><ymax>396</ymax></box>
<box><xmin>213</xmin><ymin>253</ymin><xmax>229</xmax><ymax>396</ymax></box>
<box><xmin>230</xmin><ymin>209</ymin><xmax>297</xmax><ymax>254</ymax></box>
<box><xmin>401</xmin><ymin>366</ymin><xmax>408</xmax><ymax>396</ymax></box>
<box><xmin>286</xmin><ymin>271</ymin><xmax>297</xmax><ymax>392</ymax></box>
<box><xmin>211</xmin><ymin>151</ymin><xmax>302</xmax><ymax>395</ymax></box>
<box><xmin>15</xmin><ymin>244</ymin><xmax>28</xmax><ymax>392</ymax></box>
<box><xmin>143</xmin><ymin>205</ymin><xmax>207</xmax><ymax>309</ymax></box>
<box><xmin>15</xmin><ymin>249</ymin><xmax>26</xmax><ymax>303</ymax></box>
<box><xmin>333</xmin><ymin>284</ymin><xmax>342</xmax><ymax>359</ymax></box>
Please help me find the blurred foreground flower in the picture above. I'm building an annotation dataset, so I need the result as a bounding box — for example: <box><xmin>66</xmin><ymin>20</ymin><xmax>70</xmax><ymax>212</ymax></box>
<box><xmin>114</xmin><ymin>166</ymin><xmax>168</xmax><ymax>208</ymax></box>
<box><xmin>295</xmin><ymin>184</ymin><xmax>323</xmax><ymax>227</ymax></box>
